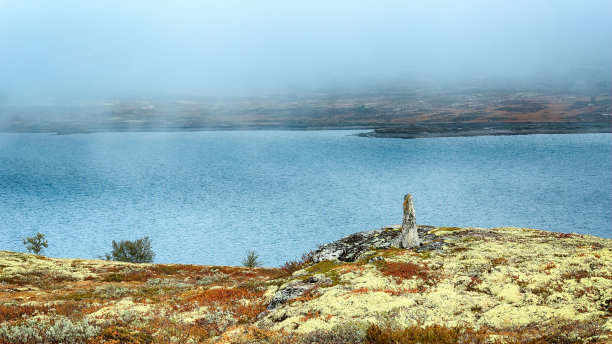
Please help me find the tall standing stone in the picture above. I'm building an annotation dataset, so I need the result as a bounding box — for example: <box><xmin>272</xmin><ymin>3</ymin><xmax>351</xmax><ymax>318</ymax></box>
<box><xmin>400</xmin><ymin>194</ymin><xmax>420</xmax><ymax>248</ymax></box>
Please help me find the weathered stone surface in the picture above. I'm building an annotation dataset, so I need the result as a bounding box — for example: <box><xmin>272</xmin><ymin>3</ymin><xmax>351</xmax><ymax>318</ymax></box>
<box><xmin>305</xmin><ymin>274</ymin><xmax>333</xmax><ymax>286</ymax></box>
<box><xmin>312</xmin><ymin>225</ymin><xmax>437</xmax><ymax>263</ymax></box>
<box><xmin>266</xmin><ymin>274</ymin><xmax>333</xmax><ymax>311</ymax></box>
<box><xmin>399</xmin><ymin>194</ymin><xmax>420</xmax><ymax>248</ymax></box>
<box><xmin>267</xmin><ymin>283</ymin><xmax>312</xmax><ymax>311</ymax></box>
<box><xmin>312</xmin><ymin>226</ymin><xmax>401</xmax><ymax>263</ymax></box>
<box><xmin>267</xmin><ymin>221</ymin><xmax>441</xmax><ymax>311</ymax></box>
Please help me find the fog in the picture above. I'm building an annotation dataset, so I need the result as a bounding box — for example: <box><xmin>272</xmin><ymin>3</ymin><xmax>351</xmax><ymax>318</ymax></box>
<box><xmin>0</xmin><ymin>0</ymin><xmax>610</xmax><ymax>101</ymax></box>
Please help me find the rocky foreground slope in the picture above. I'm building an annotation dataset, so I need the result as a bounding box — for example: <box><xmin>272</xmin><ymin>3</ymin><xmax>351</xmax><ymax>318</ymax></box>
<box><xmin>1</xmin><ymin>226</ymin><xmax>611</xmax><ymax>343</ymax></box>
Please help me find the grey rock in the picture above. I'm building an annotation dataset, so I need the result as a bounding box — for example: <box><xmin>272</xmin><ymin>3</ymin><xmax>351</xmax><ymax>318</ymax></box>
<box><xmin>398</xmin><ymin>194</ymin><xmax>420</xmax><ymax>248</ymax></box>
<box><xmin>313</xmin><ymin>225</ymin><xmax>439</xmax><ymax>263</ymax></box>
<box><xmin>312</xmin><ymin>226</ymin><xmax>401</xmax><ymax>263</ymax></box>
<box><xmin>266</xmin><ymin>282</ymin><xmax>312</xmax><ymax>311</ymax></box>
<box><xmin>266</xmin><ymin>273</ymin><xmax>335</xmax><ymax>311</ymax></box>
<box><xmin>305</xmin><ymin>274</ymin><xmax>333</xmax><ymax>286</ymax></box>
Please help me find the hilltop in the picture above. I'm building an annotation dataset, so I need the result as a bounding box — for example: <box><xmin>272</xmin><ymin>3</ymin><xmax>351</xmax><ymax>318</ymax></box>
<box><xmin>1</xmin><ymin>226</ymin><xmax>611</xmax><ymax>343</ymax></box>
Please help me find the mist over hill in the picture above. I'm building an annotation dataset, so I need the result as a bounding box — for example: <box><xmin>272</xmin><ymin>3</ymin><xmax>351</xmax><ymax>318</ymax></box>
<box><xmin>0</xmin><ymin>1</ymin><xmax>610</xmax><ymax>133</ymax></box>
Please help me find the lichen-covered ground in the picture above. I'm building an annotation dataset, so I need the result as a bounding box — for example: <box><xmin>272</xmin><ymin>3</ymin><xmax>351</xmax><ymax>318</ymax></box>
<box><xmin>1</xmin><ymin>226</ymin><xmax>610</xmax><ymax>343</ymax></box>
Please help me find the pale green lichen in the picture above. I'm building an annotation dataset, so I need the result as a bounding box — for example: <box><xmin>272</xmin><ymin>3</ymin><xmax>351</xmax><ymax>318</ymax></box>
<box><xmin>87</xmin><ymin>297</ymin><xmax>153</xmax><ymax>326</ymax></box>
<box><xmin>257</xmin><ymin>226</ymin><xmax>612</xmax><ymax>340</ymax></box>
<box><xmin>0</xmin><ymin>250</ymin><xmax>138</xmax><ymax>283</ymax></box>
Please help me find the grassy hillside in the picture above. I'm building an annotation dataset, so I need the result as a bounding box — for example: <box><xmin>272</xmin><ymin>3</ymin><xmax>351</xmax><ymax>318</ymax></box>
<box><xmin>1</xmin><ymin>226</ymin><xmax>610</xmax><ymax>343</ymax></box>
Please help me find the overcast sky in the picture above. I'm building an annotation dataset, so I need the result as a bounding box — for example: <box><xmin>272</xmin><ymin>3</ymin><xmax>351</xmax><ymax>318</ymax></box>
<box><xmin>0</xmin><ymin>0</ymin><xmax>610</xmax><ymax>99</ymax></box>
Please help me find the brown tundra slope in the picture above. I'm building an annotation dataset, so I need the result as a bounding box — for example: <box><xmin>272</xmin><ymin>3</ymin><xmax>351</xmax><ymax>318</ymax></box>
<box><xmin>1</xmin><ymin>226</ymin><xmax>610</xmax><ymax>343</ymax></box>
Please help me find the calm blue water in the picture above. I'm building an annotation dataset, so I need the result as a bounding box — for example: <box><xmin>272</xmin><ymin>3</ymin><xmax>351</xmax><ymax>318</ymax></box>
<box><xmin>1</xmin><ymin>131</ymin><xmax>610</xmax><ymax>266</ymax></box>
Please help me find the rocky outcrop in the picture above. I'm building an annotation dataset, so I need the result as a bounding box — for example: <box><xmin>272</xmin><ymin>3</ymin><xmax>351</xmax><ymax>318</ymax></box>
<box><xmin>312</xmin><ymin>225</ymin><xmax>438</xmax><ymax>263</ymax></box>
<box><xmin>258</xmin><ymin>226</ymin><xmax>612</xmax><ymax>340</ymax></box>
<box><xmin>267</xmin><ymin>223</ymin><xmax>434</xmax><ymax>312</ymax></box>
<box><xmin>266</xmin><ymin>283</ymin><xmax>312</xmax><ymax>311</ymax></box>
<box><xmin>266</xmin><ymin>274</ymin><xmax>333</xmax><ymax>311</ymax></box>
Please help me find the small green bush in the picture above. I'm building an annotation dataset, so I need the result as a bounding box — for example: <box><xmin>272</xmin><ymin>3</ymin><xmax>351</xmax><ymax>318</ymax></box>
<box><xmin>104</xmin><ymin>237</ymin><xmax>155</xmax><ymax>263</ymax></box>
<box><xmin>22</xmin><ymin>232</ymin><xmax>48</xmax><ymax>255</ymax></box>
<box><xmin>242</xmin><ymin>250</ymin><xmax>261</xmax><ymax>268</ymax></box>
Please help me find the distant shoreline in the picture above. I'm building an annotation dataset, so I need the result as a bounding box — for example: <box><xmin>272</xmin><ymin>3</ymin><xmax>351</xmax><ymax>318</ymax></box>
<box><xmin>356</xmin><ymin>121</ymin><xmax>611</xmax><ymax>139</ymax></box>
<box><xmin>0</xmin><ymin>126</ymin><xmax>370</xmax><ymax>135</ymax></box>
<box><xmin>0</xmin><ymin>121</ymin><xmax>610</xmax><ymax>137</ymax></box>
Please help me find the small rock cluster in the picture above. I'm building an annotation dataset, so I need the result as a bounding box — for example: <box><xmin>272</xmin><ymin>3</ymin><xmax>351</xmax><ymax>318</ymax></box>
<box><xmin>311</xmin><ymin>225</ymin><xmax>439</xmax><ymax>263</ymax></box>
<box><xmin>267</xmin><ymin>274</ymin><xmax>333</xmax><ymax>311</ymax></box>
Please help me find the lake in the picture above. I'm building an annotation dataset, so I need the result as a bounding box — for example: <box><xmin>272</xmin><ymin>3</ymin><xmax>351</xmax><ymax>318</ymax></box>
<box><xmin>0</xmin><ymin>131</ymin><xmax>610</xmax><ymax>266</ymax></box>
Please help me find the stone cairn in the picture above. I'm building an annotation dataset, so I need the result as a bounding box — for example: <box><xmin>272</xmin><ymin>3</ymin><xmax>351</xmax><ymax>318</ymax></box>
<box><xmin>399</xmin><ymin>194</ymin><xmax>420</xmax><ymax>248</ymax></box>
<box><xmin>269</xmin><ymin>194</ymin><xmax>423</xmax><ymax>311</ymax></box>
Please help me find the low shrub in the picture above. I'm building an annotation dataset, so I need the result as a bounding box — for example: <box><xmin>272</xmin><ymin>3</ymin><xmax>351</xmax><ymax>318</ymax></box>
<box><xmin>90</xmin><ymin>326</ymin><xmax>154</xmax><ymax>344</ymax></box>
<box><xmin>242</xmin><ymin>250</ymin><xmax>262</xmax><ymax>267</ymax></box>
<box><xmin>0</xmin><ymin>316</ymin><xmax>100</xmax><ymax>344</ymax></box>
<box><xmin>280</xmin><ymin>249</ymin><xmax>316</xmax><ymax>277</ymax></box>
<box><xmin>466</xmin><ymin>276</ymin><xmax>483</xmax><ymax>292</ymax></box>
<box><xmin>365</xmin><ymin>323</ymin><xmax>487</xmax><ymax>344</ymax></box>
<box><xmin>280</xmin><ymin>260</ymin><xmax>306</xmax><ymax>276</ymax></box>
<box><xmin>186</xmin><ymin>286</ymin><xmax>267</xmax><ymax>324</ymax></box>
<box><xmin>94</xmin><ymin>284</ymin><xmax>131</xmax><ymax>298</ymax></box>
<box><xmin>151</xmin><ymin>264</ymin><xmax>180</xmax><ymax>275</ymax></box>
<box><xmin>22</xmin><ymin>232</ymin><xmax>48</xmax><ymax>255</ymax></box>
<box><xmin>103</xmin><ymin>237</ymin><xmax>155</xmax><ymax>263</ymax></box>
<box><xmin>44</xmin><ymin>318</ymin><xmax>101</xmax><ymax>344</ymax></box>
<box><xmin>380</xmin><ymin>261</ymin><xmax>440</xmax><ymax>290</ymax></box>
<box><xmin>194</xmin><ymin>271</ymin><xmax>228</xmax><ymax>285</ymax></box>
<box><xmin>194</xmin><ymin>310</ymin><xmax>238</xmax><ymax>337</ymax></box>
<box><xmin>216</xmin><ymin>327</ymin><xmax>298</xmax><ymax>344</ymax></box>
<box><xmin>0</xmin><ymin>305</ymin><xmax>48</xmax><ymax>322</ymax></box>
<box><xmin>561</xmin><ymin>269</ymin><xmax>590</xmax><ymax>282</ymax></box>
<box><xmin>102</xmin><ymin>270</ymin><xmax>154</xmax><ymax>283</ymax></box>
<box><xmin>507</xmin><ymin>318</ymin><xmax>606</xmax><ymax>343</ymax></box>
<box><xmin>300</xmin><ymin>322</ymin><xmax>366</xmax><ymax>344</ymax></box>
